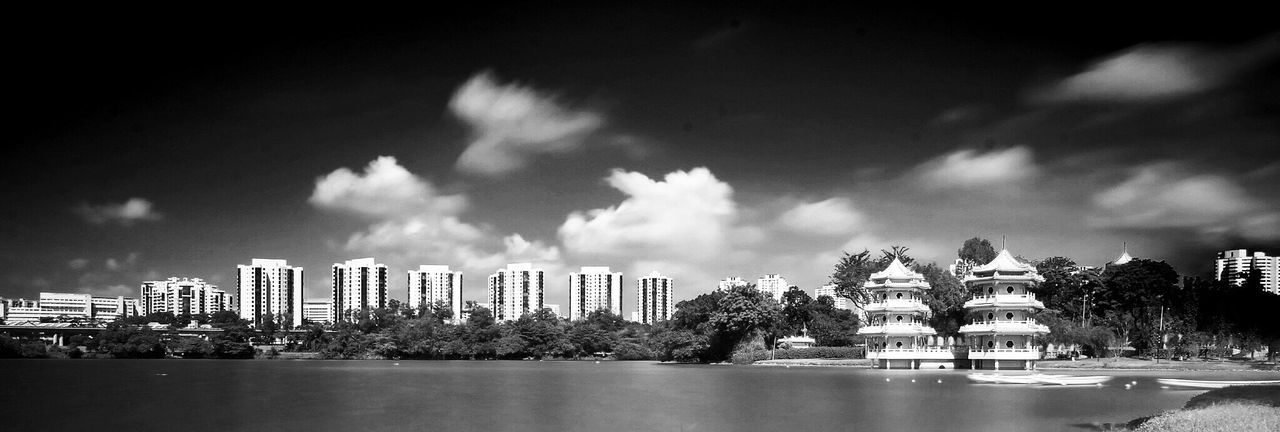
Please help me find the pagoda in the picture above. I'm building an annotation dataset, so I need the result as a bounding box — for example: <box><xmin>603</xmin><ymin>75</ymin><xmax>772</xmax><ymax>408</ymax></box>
<box><xmin>857</xmin><ymin>257</ymin><xmax>956</xmax><ymax>369</ymax></box>
<box><xmin>960</xmin><ymin>249</ymin><xmax>1050</xmax><ymax>370</ymax></box>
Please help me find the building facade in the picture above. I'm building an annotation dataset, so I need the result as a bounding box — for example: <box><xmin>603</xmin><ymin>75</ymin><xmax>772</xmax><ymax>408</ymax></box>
<box><xmin>959</xmin><ymin>249</ymin><xmax>1050</xmax><ymax>370</ymax></box>
<box><xmin>756</xmin><ymin>274</ymin><xmax>789</xmax><ymax>301</ymax></box>
<box><xmin>813</xmin><ymin>284</ymin><xmax>851</xmax><ymax>310</ymax></box>
<box><xmin>1216</xmin><ymin>249</ymin><xmax>1279</xmax><ymax>295</ymax></box>
<box><xmin>408</xmin><ymin>265</ymin><xmax>463</xmax><ymax>323</ymax></box>
<box><xmin>237</xmin><ymin>259</ymin><xmax>304</xmax><ymax>328</ymax></box>
<box><xmin>568</xmin><ymin>266</ymin><xmax>623</xmax><ymax>320</ymax></box>
<box><xmin>487</xmin><ymin>263</ymin><xmax>545</xmax><ymax>322</ymax></box>
<box><xmin>716</xmin><ymin>276</ymin><xmax>749</xmax><ymax>291</ymax></box>
<box><xmin>0</xmin><ymin>292</ymin><xmax>139</xmax><ymax>324</ymax></box>
<box><xmin>140</xmin><ymin>277</ymin><xmax>230</xmax><ymax>316</ymax></box>
<box><xmin>330</xmin><ymin>258</ymin><xmax>388</xmax><ymax>322</ymax></box>
<box><xmin>303</xmin><ymin>300</ymin><xmax>334</xmax><ymax>325</ymax></box>
<box><xmin>635</xmin><ymin>271</ymin><xmax>674</xmax><ymax>325</ymax></box>
<box><xmin>857</xmin><ymin>258</ymin><xmax>955</xmax><ymax>369</ymax></box>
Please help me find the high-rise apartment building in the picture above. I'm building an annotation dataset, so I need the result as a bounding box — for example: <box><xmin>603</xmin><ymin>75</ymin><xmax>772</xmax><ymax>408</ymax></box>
<box><xmin>568</xmin><ymin>266</ymin><xmax>622</xmax><ymax>320</ymax></box>
<box><xmin>331</xmin><ymin>258</ymin><xmax>388</xmax><ymax>322</ymax></box>
<box><xmin>756</xmin><ymin>274</ymin><xmax>789</xmax><ymax>301</ymax></box>
<box><xmin>814</xmin><ymin>284</ymin><xmax>850</xmax><ymax>311</ymax></box>
<box><xmin>408</xmin><ymin>265</ymin><xmax>463</xmax><ymax>323</ymax></box>
<box><xmin>716</xmin><ymin>276</ymin><xmax>749</xmax><ymax>291</ymax></box>
<box><xmin>487</xmin><ymin>263</ymin><xmax>545</xmax><ymax>321</ymax></box>
<box><xmin>635</xmin><ymin>271</ymin><xmax>674</xmax><ymax>325</ymax></box>
<box><xmin>1216</xmin><ymin>249</ymin><xmax>1279</xmax><ymax>295</ymax></box>
<box><xmin>140</xmin><ymin>277</ymin><xmax>230</xmax><ymax>316</ymax></box>
<box><xmin>237</xmin><ymin>259</ymin><xmax>304</xmax><ymax>328</ymax></box>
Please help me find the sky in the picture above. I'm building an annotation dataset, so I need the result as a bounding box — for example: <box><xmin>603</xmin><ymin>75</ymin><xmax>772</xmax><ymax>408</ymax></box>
<box><xmin>5</xmin><ymin>6</ymin><xmax>1278</xmax><ymax>318</ymax></box>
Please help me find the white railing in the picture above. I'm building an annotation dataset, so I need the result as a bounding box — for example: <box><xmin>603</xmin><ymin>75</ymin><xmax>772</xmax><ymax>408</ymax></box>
<box><xmin>959</xmin><ymin>320</ymin><xmax>1051</xmax><ymax>333</ymax></box>
<box><xmin>869</xmin><ymin>347</ymin><xmax>956</xmax><ymax>353</ymax></box>
<box><xmin>863</xmin><ymin>299</ymin><xmax>928</xmax><ymax>311</ymax></box>
<box><xmin>966</xmin><ymin>348</ymin><xmax>1038</xmax><ymax>353</ymax></box>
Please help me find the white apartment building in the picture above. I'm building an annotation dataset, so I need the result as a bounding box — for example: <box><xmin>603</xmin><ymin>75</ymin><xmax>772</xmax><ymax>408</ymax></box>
<box><xmin>635</xmin><ymin>271</ymin><xmax>674</xmax><ymax>325</ymax></box>
<box><xmin>237</xmin><ymin>259</ymin><xmax>304</xmax><ymax>328</ymax></box>
<box><xmin>0</xmin><ymin>293</ymin><xmax>139</xmax><ymax>324</ymax></box>
<box><xmin>331</xmin><ymin>258</ymin><xmax>388</xmax><ymax>322</ymax></box>
<box><xmin>1216</xmin><ymin>249</ymin><xmax>1279</xmax><ymax>294</ymax></box>
<box><xmin>408</xmin><ymin>265</ymin><xmax>463</xmax><ymax>323</ymax></box>
<box><xmin>487</xmin><ymin>263</ymin><xmax>545</xmax><ymax>321</ymax></box>
<box><xmin>568</xmin><ymin>266</ymin><xmax>623</xmax><ymax>320</ymax></box>
<box><xmin>814</xmin><ymin>284</ymin><xmax>851</xmax><ymax>311</ymax></box>
<box><xmin>716</xmin><ymin>276</ymin><xmax>749</xmax><ymax>291</ymax></box>
<box><xmin>756</xmin><ymin>274</ymin><xmax>789</xmax><ymax>302</ymax></box>
<box><xmin>303</xmin><ymin>300</ymin><xmax>334</xmax><ymax>325</ymax></box>
<box><xmin>140</xmin><ymin>277</ymin><xmax>230</xmax><ymax>316</ymax></box>
<box><xmin>544</xmin><ymin>304</ymin><xmax>562</xmax><ymax>318</ymax></box>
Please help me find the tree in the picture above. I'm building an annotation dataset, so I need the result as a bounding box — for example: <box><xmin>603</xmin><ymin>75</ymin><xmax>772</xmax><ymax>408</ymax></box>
<box><xmin>957</xmin><ymin>237</ymin><xmax>997</xmax><ymax>272</ymax></box>
<box><xmin>780</xmin><ymin>287</ymin><xmax>814</xmax><ymax>335</ymax></box>
<box><xmin>917</xmin><ymin>263</ymin><xmax>967</xmax><ymax>336</ymax></box>
<box><xmin>830</xmin><ymin>250</ymin><xmax>875</xmax><ymax>308</ymax></box>
<box><xmin>710</xmin><ymin>285</ymin><xmax>783</xmax><ymax>360</ymax></box>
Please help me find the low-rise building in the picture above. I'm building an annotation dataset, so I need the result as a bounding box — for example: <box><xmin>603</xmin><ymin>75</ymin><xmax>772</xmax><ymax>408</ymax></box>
<box><xmin>0</xmin><ymin>292</ymin><xmax>140</xmax><ymax>324</ymax></box>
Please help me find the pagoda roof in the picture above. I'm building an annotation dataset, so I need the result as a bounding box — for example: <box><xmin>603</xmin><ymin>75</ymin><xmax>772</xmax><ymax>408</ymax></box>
<box><xmin>971</xmin><ymin>249</ymin><xmax>1035</xmax><ymax>274</ymax></box>
<box><xmin>871</xmin><ymin>257</ymin><xmax>923</xmax><ymax>281</ymax></box>
<box><xmin>1112</xmin><ymin>244</ymin><xmax>1134</xmax><ymax>265</ymax></box>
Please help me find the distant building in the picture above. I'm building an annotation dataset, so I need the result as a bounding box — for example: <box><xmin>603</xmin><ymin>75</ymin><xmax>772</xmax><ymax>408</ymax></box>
<box><xmin>237</xmin><ymin>259</ymin><xmax>304</xmax><ymax>328</ymax></box>
<box><xmin>487</xmin><ymin>263</ymin><xmax>545</xmax><ymax>321</ymax></box>
<box><xmin>408</xmin><ymin>265</ymin><xmax>463</xmax><ymax>323</ymax></box>
<box><xmin>544</xmin><ymin>304</ymin><xmax>562</xmax><ymax>318</ymax></box>
<box><xmin>813</xmin><ymin>284</ymin><xmax>850</xmax><ymax>311</ymax></box>
<box><xmin>635</xmin><ymin>271</ymin><xmax>675</xmax><ymax>325</ymax></box>
<box><xmin>756</xmin><ymin>274</ymin><xmax>789</xmax><ymax>301</ymax></box>
<box><xmin>716</xmin><ymin>277</ymin><xmax>749</xmax><ymax>291</ymax></box>
<box><xmin>568</xmin><ymin>266</ymin><xmax>622</xmax><ymax>320</ymax></box>
<box><xmin>0</xmin><ymin>292</ymin><xmax>139</xmax><ymax>324</ymax></box>
<box><xmin>1216</xmin><ymin>249</ymin><xmax>1279</xmax><ymax>295</ymax></box>
<box><xmin>140</xmin><ymin>277</ymin><xmax>230</xmax><ymax>316</ymax></box>
<box><xmin>331</xmin><ymin>258</ymin><xmax>388</xmax><ymax>322</ymax></box>
<box><xmin>303</xmin><ymin>300</ymin><xmax>334</xmax><ymax>325</ymax></box>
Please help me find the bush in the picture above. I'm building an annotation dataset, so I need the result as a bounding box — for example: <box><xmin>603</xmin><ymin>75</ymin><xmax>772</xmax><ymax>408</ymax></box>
<box><xmin>731</xmin><ymin>346</ymin><xmax>864</xmax><ymax>364</ymax></box>
<box><xmin>612</xmin><ymin>341</ymin><xmax>654</xmax><ymax>360</ymax></box>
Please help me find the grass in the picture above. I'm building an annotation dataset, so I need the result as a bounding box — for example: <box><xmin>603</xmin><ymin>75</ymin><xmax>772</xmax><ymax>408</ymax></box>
<box><xmin>1133</xmin><ymin>403</ymin><xmax>1280</xmax><ymax>432</ymax></box>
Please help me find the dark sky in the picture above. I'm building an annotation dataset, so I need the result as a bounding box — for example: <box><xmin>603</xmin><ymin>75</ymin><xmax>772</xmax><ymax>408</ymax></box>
<box><xmin>5</xmin><ymin>5</ymin><xmax>1278</xmax><ymax>316</ymax></box>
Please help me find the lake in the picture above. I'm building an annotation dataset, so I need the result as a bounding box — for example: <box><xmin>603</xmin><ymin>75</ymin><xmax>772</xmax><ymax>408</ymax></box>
<box><xmin>2</xmin><ymin>360</ymin><xmax>1270</xmax><ymax>431</ymax></box>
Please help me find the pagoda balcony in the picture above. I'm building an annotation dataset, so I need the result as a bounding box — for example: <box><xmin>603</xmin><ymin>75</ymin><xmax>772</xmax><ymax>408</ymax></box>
<box><xmin>958</xmin><ymin>319</ymin><xmax>1050</xmax><ymax>335</ymax></box>
<box><xmin>965</xmin><ymin>348</ymin><xmax>1044</xmax><ymax>360</ymax></box>
<box><xmin>963</xmin><ymin>294</ymin><xmax>1044</xmax><ymax>309</ymax></box>
<box><xmin>862</xmin><ymin>299</ymin><xmax>930</xmax><ymax>313</ymax></box>
<box><xmin>865</xmin><ymin>347</ymin><xmax>958</xmax><ymax>360</ymax></box>
<box><xmin>857</xmin><ymin>323</ymin><xmax>938</xmax><ymax>336</ymax></box>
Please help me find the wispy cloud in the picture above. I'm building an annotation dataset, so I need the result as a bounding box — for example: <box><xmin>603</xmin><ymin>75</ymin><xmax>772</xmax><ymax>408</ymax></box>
<box><xmin>911</xmin><ymin>146</ymin><xmax>1040</xmax><ymax>192</ymax></box>
<box><xmin>449</xmin><ymin>71</ymin><xmax>605</xmax><ymax>177</ymax></box>
<box><xmin>73</xmin><ymin>198</ymin><xmax>162</xmax><ymax>226</ymax></box>
<box><xmin>1088</xmin><ymin>161</ymin><xmax>1280</xmax><ymax>241</ymax></box>
<box><xmin>1028</xmin><ymin>35</ymin><xmax>1280</xmax><ymax>104</ymax></box>
<box><xmin>777</xmin><ymin>197</ymin><xmax>864</xmax><ymax>236</ymax></box>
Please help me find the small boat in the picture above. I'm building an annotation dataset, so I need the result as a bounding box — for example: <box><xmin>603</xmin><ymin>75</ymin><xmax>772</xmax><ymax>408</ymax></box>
<box><xmin>1037</xmin><ymin>375</ymin><xmax>1112</xmax><ymax>386</ymax></box>
<box><xmin>968</xmin><ymin>373</ymin><xmax>1059</xmax><ymax>384</ymax></box>
<box><xmin>1156</xmin><ymin>378</ymin><xmax>1280</xmax><ymax>389</ymax></box>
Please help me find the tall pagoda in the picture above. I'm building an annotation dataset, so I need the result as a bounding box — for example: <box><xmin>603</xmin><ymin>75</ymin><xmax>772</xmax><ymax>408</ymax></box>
<box><xmin>960</xmin><ymin>249</ymin><xmax>1050</xmax><ymax>370</ymax></box>
<box><xmin>857</xmin><ymin>257</ymin><xmax>957</xmax><ymax>369</ymax></box>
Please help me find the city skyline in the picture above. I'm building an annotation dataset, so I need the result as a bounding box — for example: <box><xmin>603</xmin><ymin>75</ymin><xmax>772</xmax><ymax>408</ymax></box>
<box><xmin>5</xmin><ymin>7</ymin><xmax>1278</xmax><ymax>321</ymax></box>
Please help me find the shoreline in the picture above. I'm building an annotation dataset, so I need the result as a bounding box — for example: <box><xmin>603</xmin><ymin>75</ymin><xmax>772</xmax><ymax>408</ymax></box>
<box><xmin>749</xmin><ymin>357</ymin><xmax>1280</xmax><ymax>372</ymax></box>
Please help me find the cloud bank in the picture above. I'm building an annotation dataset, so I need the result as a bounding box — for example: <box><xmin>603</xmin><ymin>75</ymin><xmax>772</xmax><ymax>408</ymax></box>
<box><xmin>73</xmin><ymin>198</ymin><xmax>163</xmax><ymax>226</ymax></box>
<box><xmin>1089</xmin><ymin>162</ymin><xmax>1280</xmax><ymax>241</ymax></box>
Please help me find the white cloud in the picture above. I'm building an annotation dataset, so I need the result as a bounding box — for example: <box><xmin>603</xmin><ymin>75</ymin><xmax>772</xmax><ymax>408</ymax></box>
<box><xmin>558</xmin><ymin>167</ymin><xmax>737</xmax><ymax>260</ymax></box>
<box><xmin>1030</xmin><ymin>36</ymin><xmax>1280</xmax><ymax>104</ymax></box>
<box><xmin>1088</xmin><ymin>162</ymin><xmax>1279</xmax><ymax>240</ymax></box>
<box><xmin>68</xmin><ymin>258</ymin><xmax>89</xmax><ymax>270</ymax></box>
<box><xmin>777</xmin><ymin>197</ymin><xmax>864</xmax><ymax>236</ymax></box>
<box><xmin>309</xmin><ymin>156</ymin><xmax>467</xmax><ymax>219</ymax></box>
<box><xmin>73</xmin><ymin>198</ymin><xmax>162</xmax><ymax>226</ymax></box>
<box><xmin>449</xmin><ymin>71</ymin><xmax>605</xmax><ymax>177</ymax></box>
<box><xmin>912</xmin><ymin>146</ymin><xmax>1039</xmax><ymax>191</ymax></box>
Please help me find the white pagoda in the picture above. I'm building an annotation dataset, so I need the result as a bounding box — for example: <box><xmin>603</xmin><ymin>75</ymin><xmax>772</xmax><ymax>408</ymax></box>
<box><xmin>857</xmin><ymin>257</ymin><xmax>956</xmax><ymax>369</ymax></box>
<box><xmin>960</xmin><ymin>249</ymin><xmax>1050</xmax><ymax>370</ymax></box>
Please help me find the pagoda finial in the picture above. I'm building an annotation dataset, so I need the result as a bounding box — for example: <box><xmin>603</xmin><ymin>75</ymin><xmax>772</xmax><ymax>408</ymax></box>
<box><xmin>1002</xmin><ymin>235</ymin><xmax>1007</xmax><ymax>251</ymax></box>
<box><xmin>1123</xmin><ymin>242</ymin><xmax>1127</xmax><ymax>254</ymax></box>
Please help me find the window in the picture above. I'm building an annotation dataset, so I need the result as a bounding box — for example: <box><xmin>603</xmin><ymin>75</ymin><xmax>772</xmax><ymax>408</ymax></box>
<box><xmin>1006</xmin><ymin>286</ymin><xmax>1014</xmax><ymax>294</ymax></box>
<box><xmin>1006</xmin><ymin>312</ymin><xmax>1014</xmax><ymax>320</ymax></box>
<box><xmin>987</xmin><ymin>287</ymin><xmax>994</xmax><ymax>294</ymax></box>
<box><xmin>987</xmin><ymin>312</ymin><xmax>994</xmax><ymax>320</ymax></box>
<box><xmin>1006</xmin><ymin>340</ymin><xmax>1014</xmax><ymax>348</ymax></box>
<box><xmin>896</xmin><ymin>292</ymin><xmax>903</xmax><ymax>299</ymax></box>
<box><xmin>895</xmin><ymin>341</ymin><xmax>903</xmax><ymax>348</ymax></box>
<box><xmin>987</xmin><ymin>341</ymin><xmax>994</xmax><ymax>348</ymax></box>
<box><xmin>896</xmin><ymin>315</ymin><xmax>903</xmax><ymax>322</ymax></box>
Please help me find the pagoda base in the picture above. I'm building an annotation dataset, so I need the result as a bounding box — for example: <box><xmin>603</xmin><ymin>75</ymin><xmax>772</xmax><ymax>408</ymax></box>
<box><xmin>971</xmin><ymin>359</ymin><xmax>1035</xmax><ymax>370</ymax></box>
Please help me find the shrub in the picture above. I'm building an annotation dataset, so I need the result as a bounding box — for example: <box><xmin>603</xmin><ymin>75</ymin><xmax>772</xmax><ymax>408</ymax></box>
<box><xmin>731</xmin><ymin>346</ymin><xmax>864</xmax><ymax>364</ymax></box>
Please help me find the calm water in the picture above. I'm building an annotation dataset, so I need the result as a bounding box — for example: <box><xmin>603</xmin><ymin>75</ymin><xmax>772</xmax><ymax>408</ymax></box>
<box><xmin>2</xmin><ymin>360</ymin><xmax>1274</xmax><ymax>432</ymax></box>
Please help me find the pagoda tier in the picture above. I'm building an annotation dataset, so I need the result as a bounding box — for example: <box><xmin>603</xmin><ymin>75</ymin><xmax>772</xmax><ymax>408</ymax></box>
<box><xmin>959</xmin><ymin>249</ymin><xmax>1050</xmax><ymax>370</ymax></box>
<box><xmin>857</xmin><ymin>257</ymin><xmax>959</xmax><ymax>369</ymax></box>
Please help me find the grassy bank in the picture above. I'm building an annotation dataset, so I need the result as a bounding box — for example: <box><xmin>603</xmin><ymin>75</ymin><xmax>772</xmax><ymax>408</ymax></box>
<box><xmin>751</xmin><ymin>358</ymin><xmax>872</xmax><ymax>367</ymax></box>
<box><xmin>1128</xmin><ymin>385</ymin><xmax>1280</xmax><ymax>431</ymax></box>
<box><xmin>1040</xmin><ymin>357</ymin><xmax>1278</xmax><ymax>371</ymax></box>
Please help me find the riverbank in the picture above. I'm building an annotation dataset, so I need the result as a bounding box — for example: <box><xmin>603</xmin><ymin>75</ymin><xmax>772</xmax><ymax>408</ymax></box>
<box><xmin>751</xmin><ymin>358</ymin><xmax>872</xmax><ymax>367</ymax></box>
<box><xmin>1039</xmin><ymin>357</ymin><xmax>1279</xmax><ymax>371</ymax></box>
<box><xmin>1127</xmin><ymin>385</ymin><xmax>1280</xmax><ymax>431</ymax></box>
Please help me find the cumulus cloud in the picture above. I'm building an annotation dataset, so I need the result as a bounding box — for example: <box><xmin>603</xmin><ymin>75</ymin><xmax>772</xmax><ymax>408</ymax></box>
<box><xmin>1088</xmin><ymin>162</ymin><xmax>1280</xmax><ymax>240</ymax></box>
<box><xmin>313</xmin><ymin>157</ymin><xmax>564</xmax><ymax>291</ymax></box>
<box><xmin>310</xmin><ymin>156</ymin><xmax>467</xmax><ymax>219</ymax></box>
<box><xmin>73</xmin><ymin>198</ymin><xmax>163</xmax><ymax>226</ymax></box>
<box><xmin>777</xmin><ymin>198</ymin><xmax>864</xmax><ymax>236</ymax></box>
<box><xmin>912</xmin><ymin>146</ymin><xmax>1039</xmax><ymax>191</ymax></box>
<box><xmin>559</xmin><ymin>168</ymin><xmax>737</xmax><ymax>260</ymax></box>
<box><xmin>1029</xmin><ymin>36</ymin><xmax>1280</xmax><ymax>104</ymax></box>
<box><xmin>449</xmin><ymin>71</ymin><xmax>605</xmax><ymax>177</ymax></box>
